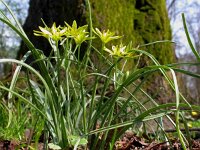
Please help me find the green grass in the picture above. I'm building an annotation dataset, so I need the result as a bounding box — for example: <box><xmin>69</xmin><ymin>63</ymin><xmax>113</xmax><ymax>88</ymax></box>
<box><xmin>0</xmin><ymin>0</ymin><xmax>200</xmax><ymax>149</ymax></box>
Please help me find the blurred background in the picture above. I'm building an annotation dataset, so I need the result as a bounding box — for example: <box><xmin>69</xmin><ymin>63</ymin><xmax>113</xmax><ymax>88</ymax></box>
<box><xmin>0</xmin><ymin>0</ymin><xmax>199</xmax><ymax>102</ymax></box>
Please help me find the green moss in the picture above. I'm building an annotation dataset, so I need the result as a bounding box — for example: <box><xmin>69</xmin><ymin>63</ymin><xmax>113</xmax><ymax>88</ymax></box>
<box><xmin>134</xmin><ymin>0</ymin><xmax>175</xmax><ymax>64</ymax></box>
<box><xmin>89</xmin><ymin>0</ymin><xmax>175</xmax><ymax>65</ymax></box>
<box><xmin>90</xmin><ymin>0</ymin><xmax>135</xmax><ymax>44</ymax></box>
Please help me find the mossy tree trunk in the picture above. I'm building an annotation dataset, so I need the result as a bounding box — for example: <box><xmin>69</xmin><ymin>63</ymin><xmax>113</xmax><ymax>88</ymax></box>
<box><xmin>89</xmin><ymin>0</ymin><xmax>176</xmax><ymax>103</ymax></box>
<box><xmin>18</xmin><ymin>0</ymin><xmax>175</xmax><ymax>102</ymax></box>
<box><xmin>90</xmin><ymin>0</ymin><xmax>175</xmax><ymax>64</ymax></box>
<box><xmin>18</xmin><ymin>0</ymin><xmax>174</xmax><ymax>62</ymax></box>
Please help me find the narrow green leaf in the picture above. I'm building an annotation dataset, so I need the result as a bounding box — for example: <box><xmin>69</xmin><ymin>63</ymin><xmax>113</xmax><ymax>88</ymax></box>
<box><xmin>182</xmin><ymin>13</ymin><xmax>200</xmax><ymax>62</ymax></box>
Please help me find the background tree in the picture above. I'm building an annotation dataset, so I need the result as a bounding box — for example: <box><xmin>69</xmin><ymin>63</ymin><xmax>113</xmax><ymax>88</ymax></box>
<box><xmin>17</xmin><ymin>0</ymin><xmax>86</xmax><ymax>59</ymax></box>
<box><xmin>18</xmin><ymin>0</ymin><xmax>175</xmax><ymax>102</ymax></box>
<box><xmin>167</xmin><ymin>0</ymin><xmax>200</xmax><ymax>103</ymax></box>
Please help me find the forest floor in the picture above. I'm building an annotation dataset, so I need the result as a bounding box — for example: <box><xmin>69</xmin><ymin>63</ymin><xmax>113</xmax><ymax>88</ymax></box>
<box><xmin>115</xmin><ymin>132</ymin><xmax>200</xmax><ymax>150</ymax></box>
<box><xmin>1</xmin><ymin>131</ymin><xmax>200</xmax><ymax>150</ymax></box>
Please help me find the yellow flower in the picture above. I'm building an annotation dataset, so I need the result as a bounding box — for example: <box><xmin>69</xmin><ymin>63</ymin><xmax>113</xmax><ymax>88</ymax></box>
<box><xmin>65</xmin><ymin>21</ymin><xmax>88</xmax><ymax>36</ymax></box>
<box><xmin>64</xmin><ymin>20</ymin><xmax>92</xmax><ymax>45</ymax></box>
<box><xmin>191</xmin><ymin>111</ymin><xmax>198</xmax><ymax>117</ymax></box>
<box><xmin>187</xmin><ymin>122</ymin><xmax>192</xmax><ymax>128</ymax></box>
<box><xmin>104</xmin><ymin>44</ymin><xmax>133</xmax><ymax>58</ymax></box>
<box><xmin>94</xmin><ymin>28</ymin><xmax>121</xmax><ymax>44</ymax></box>
<box><xmin>34</xmin><ymin>23</ymin><xmax>66</xmax><ymax>41</ymax></box>
<box><xmin>73</xmin><ymin>33</ymin><xmax>89</xmax><ymax>45</ymax></box>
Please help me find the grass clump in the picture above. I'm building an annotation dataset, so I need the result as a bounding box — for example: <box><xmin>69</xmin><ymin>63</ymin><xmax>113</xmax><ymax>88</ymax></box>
<box><xmin>0</xmin><ymin>0</ymin><xmax>200</xmax><ymax>150</ymax></box>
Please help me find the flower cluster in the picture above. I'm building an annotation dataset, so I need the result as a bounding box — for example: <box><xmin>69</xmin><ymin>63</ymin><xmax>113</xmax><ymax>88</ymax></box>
<box><xmin>93</xmin><ymin>29</ymin><xmax>135</xmax><ymax>58</ymax></box>
<box><xmin>34</xmin><ymin>20</ymin><xmax>136</xmax><ymax>58</ymax></box>
<box><xmin>34</xmin><ymin>20</ymin><xmax>91</xmax><ymax>45</ymax></box>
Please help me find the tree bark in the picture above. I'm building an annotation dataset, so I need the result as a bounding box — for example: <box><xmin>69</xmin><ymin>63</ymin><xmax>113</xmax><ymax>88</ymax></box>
<box><xmin>89</xmin><ymin>0</ymin><xmax>176</xmax><ymax>103</ymax></box>
<box><xmin>18</xmin><ymin>0</ymin><xmax>174</xmax><ymax>63</ymax></box>
<box><xmin>17</xmin><ymin>0</ymin><xmax>86</xmax><ymax>59</ymax></box>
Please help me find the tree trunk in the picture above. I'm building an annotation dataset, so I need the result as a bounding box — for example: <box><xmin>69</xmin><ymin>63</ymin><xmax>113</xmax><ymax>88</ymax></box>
<box><xmin>18</xmin><ymin>0</ymin><xmax>176</xmax><ymax>103</ymax></box>
<box><xmin>89</xmin><ymin>0</ymin><xmax>176</xmax><ymax>103</ymax></box>
<box><xmin>90</xmin><ymin>0</ymin><xmax>175</xmax><ymax>64</ymax></box>
<box><xmin>17</xmin><ymin>0</ymin><xmax>86</xmax><ymax>59</ymax></box>
<box><xmin>18</xmin><ymin>0</ymin><xmax>174</xmax><ymax>63</ymax></box>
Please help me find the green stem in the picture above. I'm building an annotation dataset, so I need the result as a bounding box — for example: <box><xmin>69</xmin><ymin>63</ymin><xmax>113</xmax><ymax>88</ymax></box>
<box><xmin>88</xmin><ymin>75</ymin><xmax>99</xmax><ymax>131</ymax></box>
<box><xmin>83</xmin><ymin>0</ymin><xmax>93</xmax><ymax>74</ymax></box>
<box><xmin>77</xmin><ymin>44</ymin><xmax>87</xmax><ymax>134</ymax></box>
<box><xmin>176</xmin><ymin>110</ymin><xmax>187</xmax><ymax>150</ymax></box>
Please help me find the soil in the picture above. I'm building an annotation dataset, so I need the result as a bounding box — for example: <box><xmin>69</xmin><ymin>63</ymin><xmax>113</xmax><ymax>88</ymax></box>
<box><xmin>1</xmin><ymin>133</ymin><xmax>200</xmax><ymax>150</ymax></box>
<box><xmin>115</xmin><ymin>132</ymin><xmax>200</xmax><ymax>150</ymax></box>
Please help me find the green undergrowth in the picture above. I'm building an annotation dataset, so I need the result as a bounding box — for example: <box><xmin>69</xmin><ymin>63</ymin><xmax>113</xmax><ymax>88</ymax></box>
<box><xmin>0</xmin><ymin>0</ymin><xmax>200</xmax><ymax>150</ymax></box>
